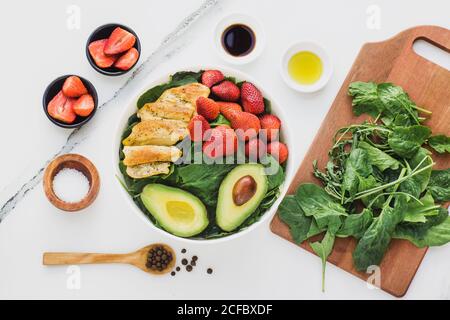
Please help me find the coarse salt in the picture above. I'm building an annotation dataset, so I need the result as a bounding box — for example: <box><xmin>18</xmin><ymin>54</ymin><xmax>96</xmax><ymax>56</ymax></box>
<box><xmin>52</xmin><ymin>168</ymin><xmax>90</xmax><ymax>203</ymax></box>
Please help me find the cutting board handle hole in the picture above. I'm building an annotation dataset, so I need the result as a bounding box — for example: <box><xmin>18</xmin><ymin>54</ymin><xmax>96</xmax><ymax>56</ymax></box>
<box><xmin>413</xmin><ymin>39</ymin><xmax>450</xmax><ymax>71</ymax></box>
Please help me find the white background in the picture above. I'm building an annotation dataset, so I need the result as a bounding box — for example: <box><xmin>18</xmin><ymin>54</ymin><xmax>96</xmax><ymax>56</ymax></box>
<box><xmin>0</xmin><ymin>0</ymin><xmax>449</xmax><ymax>299</ymax></box>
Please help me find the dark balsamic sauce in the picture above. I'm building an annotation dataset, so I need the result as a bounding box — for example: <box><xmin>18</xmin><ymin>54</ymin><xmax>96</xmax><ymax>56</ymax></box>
<box><xmin>221</xmin><ymin>24</ymin><xmax>255</xmax><ymax>57</ymax></box>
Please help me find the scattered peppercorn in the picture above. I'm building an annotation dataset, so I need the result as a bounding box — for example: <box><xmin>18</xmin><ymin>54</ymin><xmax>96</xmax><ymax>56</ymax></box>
<box><xmin>190</xmin><ymin>260</ymin><xmax>196</xmax><ymax>266</ymax></box>
<box><xmin>171</xmin><ymin>271</ymin><xmax>176</xmax><ymax>276</ymax></box>
<box><xmin>207</xmin><ymin>268</ymin><xmax>213</xmax><ymax>274</ymax></box>
<box><xmin>192</xmin><ymin>256</ymin><xmax>198</xmax><ymax>262</ymax></box>
<box><xmin>181</xmin><ymin>258</ymin><xmax>188</xmax><ymax>265</ymax></box>
<box><xmin>176</xmin><ymin>266</ymin><xmax>181</xmax><ymax>272</ymax></box>
<box><xmin>146</xmin><ymin>245</ymin><xmax>173</xmax><ymax>272</ymax></box>
<box><xmin>186</xmin><ymin>265</ymin><xmax>193</xmax><ymax>272</ymax></box>
<box><xmin>181</xmin><ymin>248</ymin><xmax>187</xmax><ymax>254</ymax></box>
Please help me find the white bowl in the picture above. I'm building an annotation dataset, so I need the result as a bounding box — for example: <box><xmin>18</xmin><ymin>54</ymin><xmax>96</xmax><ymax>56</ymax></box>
<box><xmin>213</xmin><ymin>14</ymin><xmax>265</xmax><ymax>65</ymax></box>
<box><xmin>280</xmin><ymin>41</ymin><xmax>333</xmax><ymax>93</ymax></box>
<box><xmin>113</xmin><ymin>66</ymin><xmax>294</xmax><ymax>244</ymax></box>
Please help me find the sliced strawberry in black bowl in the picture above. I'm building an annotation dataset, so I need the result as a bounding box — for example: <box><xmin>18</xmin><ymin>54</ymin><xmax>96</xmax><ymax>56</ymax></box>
<box><xmin>43</xmin><ymin>75</ymin><xmax>98</xmax><ymax>128</ymax></box>
<box><xmin>86</xmin><ymin>23</ymin><xmax>141</xmax><ymax>76</ymax></box>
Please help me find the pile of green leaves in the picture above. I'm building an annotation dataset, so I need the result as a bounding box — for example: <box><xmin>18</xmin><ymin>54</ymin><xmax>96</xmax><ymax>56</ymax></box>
<box><xmin>279</xmin><ymin>81</ymin><xmax>450</xmax><ymax>290</ymax></box>
<box><xmin>119</xmin><ymin>71</ymin><xmax>286</xmax><ymax>239</ymax></box>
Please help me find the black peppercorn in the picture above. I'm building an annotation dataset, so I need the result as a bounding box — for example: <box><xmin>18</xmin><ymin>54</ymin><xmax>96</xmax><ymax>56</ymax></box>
<box><xmin>181</xmin><ymin>258</ymin><xmax>188</xmax><ymax>265</ymax></box>
<box><xmin>186</xmin><ymin>265</ymin><xmax>193</xmax><ymax>272</ymax></box>
<box><xmin>207</xmin><ymin>268</ymin><xmax>213</xmax><ymax>274</ymax></box>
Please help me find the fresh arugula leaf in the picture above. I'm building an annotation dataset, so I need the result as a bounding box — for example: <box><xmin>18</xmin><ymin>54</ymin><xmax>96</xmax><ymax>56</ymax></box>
<box><xmin>342</xmin><ymin>148</ymin><xmax>372</xmax><ymax>198</ymax></box>
<box><xmin>310</xmin><ymin>231</ymin><xmax>335</xmax><ymax>292</ymax></box>
<box><xmin>394</xmin><ymin>207</ymin><xmax>450</xmax><ymax>247</ymax></box>
<box><xmin>358</xmin><ymin>141</ymin><xmax>400</xmax><ymax>172</ymax></box>
<box><xmin>428</xmin><ymin>169</ymin><xmax>450</xmax><ymax>202</ymax></box>
<box><xmin>278</xmin><ymin>195</ymin><xmax>312</xmax><ymax>244</ymax></box>
<box><xmin>337</xmin><ymin>209</ymin><xmax>373</xmax><ymax>238</ymax></box>
<box><xmin>388</xmin><ymin>125</ymin><xmax>431</xmax><ymax>158</ymax></box>
<box><xmin>428</xmin><ymin>135</ymin><xmax>450</xmax><ymax>154</ymax></box>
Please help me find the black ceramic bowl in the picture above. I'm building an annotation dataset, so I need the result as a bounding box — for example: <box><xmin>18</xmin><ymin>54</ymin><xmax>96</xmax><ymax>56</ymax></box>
<box><xmin>42</xmin><ymin>75</ymin><xmax>98</xmax><ymax>129</ymax></box>
<box><xmin>86</xmin><ymin>23</ymin><xmax>141</xmax><ymax>76</ymax></box>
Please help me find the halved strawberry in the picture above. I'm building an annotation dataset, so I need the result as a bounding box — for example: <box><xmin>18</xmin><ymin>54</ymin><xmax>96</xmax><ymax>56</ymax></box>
<box><xmin>188</xmin><ymin>114</ymin><xmax>210</xmax><ymax>142</ymax></box>
<box><xmin>217</xmin><ymin>102</ymin><xmax>242</xmax><ymax>120</ymax></box>
<box><xmin>73</xmin><ymin>94</ymin><xmax>95</xmax><ymax>117</ymax></box>
<box><xmin>104</xmin><ymin>27</ymin><xmax>136</xmax><ymax>55</ymax></box>
<box><xmin>267</xmin><ymin>141</ymin><xmax>289</xmax><ymax>164</ymax></box>
<box><xmin>62</xmin><ymin>76</ymin><xmax>88</xmax><ymax>98</ymax></box>
<box><xmin>201</xmin><ymin>70</ymin><xmax>224</xmax><ymax>88</ymax></box>
<box><xmin>259</xmin><ymin>114</ymin><xmax>281</xmax><ymax>141</ymax></box>
<box><xmin>88</xmin><ymin>39</ymin><xmax>118</xmax><ymax>68</ymax></box>
<box><xmin>241</xmin><ymin>82</ymin><xmax>264</xmax><ymax>114</ymax></box>
<box><xmin>226</xmin><ymin>110</ymin><xmax>261</xmax><ymax>141</ymax></box>
<box><xmin>196</xmin><ymin>97</ymin><xmax>220</xmax><ymax>121</ymax></box>
<box><xmin>114</xmin><ymin>47</ymin><xmax>139</xmax><ymax>71</ymax></box>
<box><xmin>245</xmin><ymin>138</ymin><xmax>266</xmax><ymax>160</ymax></box>
<box><xmin>211</xmin><ymin>81</ymin><xmax>240</xmax><ymax>102</ymax></box>
<box><xmin>47</xmin><ymin>91</ymin><xmax>76</xmax><ymax>124</ymax></box>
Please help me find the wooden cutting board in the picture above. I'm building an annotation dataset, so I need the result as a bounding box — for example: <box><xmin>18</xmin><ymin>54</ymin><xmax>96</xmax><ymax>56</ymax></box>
<box><xmin>270</xmin><ymin>25</ymin><xmax>450</xmax><ymax>297</ymax></box>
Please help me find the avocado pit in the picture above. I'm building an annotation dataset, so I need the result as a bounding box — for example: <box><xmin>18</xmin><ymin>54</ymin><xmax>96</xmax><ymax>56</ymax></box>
<box><xmin>232</xmin><ymin>175</ymin><xmax>257</xmax><ymax>206</ymax></box>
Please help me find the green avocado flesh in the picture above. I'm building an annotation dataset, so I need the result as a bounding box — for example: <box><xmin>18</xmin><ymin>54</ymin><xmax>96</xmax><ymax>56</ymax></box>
<box><xmin>216</xmin><ymin>164</ymin><xmax>268</xmax><ymax>232</ymax></box>
<box><xmin>140</xmin><ymin>184</ymin><xmax>209</xmax><ymax>237</ymax></box>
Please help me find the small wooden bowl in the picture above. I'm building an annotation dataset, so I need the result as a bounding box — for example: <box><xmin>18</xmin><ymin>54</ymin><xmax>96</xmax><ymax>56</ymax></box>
<box><xmin>43</xmin><ymin>154</ymin><xmax>100</xmax><ymax>212</ymax></box>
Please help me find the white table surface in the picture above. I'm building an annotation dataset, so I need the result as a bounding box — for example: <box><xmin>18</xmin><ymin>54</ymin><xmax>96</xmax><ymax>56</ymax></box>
<box><xmin>0</xmin><ymin>0</ymin><xmax>449</xmax><ymax>300</ymax></box>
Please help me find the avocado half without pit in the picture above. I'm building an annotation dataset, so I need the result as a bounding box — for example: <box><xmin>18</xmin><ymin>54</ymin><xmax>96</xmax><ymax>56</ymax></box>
<box><xmin>216</xmin><ymin>164</ymin><xmax>268</xmax><ymax>232</ymax></box>
<box><xmin>140</xmin><ymin>184</ymin><xmax>209</xmax><ymax>237</ymax></box>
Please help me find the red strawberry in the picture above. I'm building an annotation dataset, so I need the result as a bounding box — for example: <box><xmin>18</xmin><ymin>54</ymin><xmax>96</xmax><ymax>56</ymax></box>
<box><xmin>196</xmin><ymin>97</ymin><xmax>220</xmax><ymax>121</ymax></box>
<box><xmin>226</xmin><ymin>110</ymin><xmax>261</xmax><ymax>141</ymax></box>
<box><xmin>62</xmin><ymin>76</ymin><xmax>88</xmax><ymax>98</ymax></box>
<box><xmin>241</xmin><ymin>82</ymin><xmax>264</xmax><ymax>114</ymax></box>
<box><xmin>114</xmin><ymin>47</ymin><xmax>139</xmax><ymax>71</ymax></box>
<box><xmin>259</xmin><ymin>114</ymin><xmax>281</xmax><ymax>141</ymax></box>
<box><xmin>104</xmin><ymin>27</ymin><xmax>136</xmax><ymax>55</ymax></box>
<box><xmin>202</xmin><ymin>125</ymin><xmax>237</xmax><ymax>158</ymax></box>
<box><xmin>267</xmin><ymin>141</ymin><xmax>289</xmax><ymax>164</ymax></box>
<box><xmin>73</xmin><ymin>94</ymin><xmax>95</xmax><ymax>117</ymax></box>
<box><xmin>212</xmin><ymin>81</ymin><xmax>240</xmax><ymax>102</ymax></box>
<box><xmin>88</xmin><ymin>39</ymin><xmax>118</xmax><ymax>68</ymax></box>
<box><xmin>47</xmin><ymin>91</ymin><xmax>76</xmax><ymax>124</ymax></box>
<box><xmin>188</xmin><ymin>114</ymin><xmax>210</xmax><ymax>142</ymax></box>
<box><xmin>201</xmin><ymin>70</ymin><xmax>224</xmax><ymax>88</ymax></box>
<box><xmin>217</xmin><ymin>102</ymin><xmax>242</xmax><ymax>120</ymax></box>
<box><xmin>245</xmin><ymin>138</ymin><xmax>266</xmax><ymax>160</ymax></box>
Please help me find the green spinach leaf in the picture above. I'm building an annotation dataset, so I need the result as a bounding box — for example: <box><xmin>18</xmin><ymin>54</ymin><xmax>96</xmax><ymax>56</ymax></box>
<box><xmin>388</xmin><ymin>125</ymin><xmax>431</xmax><ymax>158</ymax></box>
<box><xmin>358</xmin><ymin>141</ymin><xmax>400</xmax><ymax>172</ymax></box>
<box><xmin>342</xmin><ymin>148</ymin><xmax>372</xmax><ymax>198</ymax></box>
<box><xmin>428</xmin><ymin>135</ymin><xmax>450</xmax><ymax>154</ymax></box>
<box><xmin>278</xmin><ymin>195</ymin><xmax>312</xmax><ymax>244</ymax></box>
<box><xmin>428</xmin><ymin>169</ymin><xmax>450</xmax><ymax>202</ymax></box>
<box><xmin>403</xmin><ymin>192</ymin><xmax>440</xmax><ymax>223</ymax></box>
<box><xmin>310</xmin><ymin>231</ymin><xmax>335</xmax><ymax>292</ymax></box>
<box><xmin>394</xmin><ymin>207</ymin><xmax>450</xmax><ymax>247</ymax></box>
<box><xmin>399</xmin><ymin>148</ymin><xmax>433</xmax><ymax>198</ymax></box>
<box><xmin>337</xmin><ymin>209</ymin><xmax>373</xmax><ymax>238</ymax></box>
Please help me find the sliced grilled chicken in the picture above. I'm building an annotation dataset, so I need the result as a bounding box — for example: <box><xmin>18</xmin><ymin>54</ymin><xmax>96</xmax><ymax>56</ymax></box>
<box><xmin>138</xmin><ymin>83</ymin><xmax>210</xmax><ymax>121</ymax></box>
<box><xmin>122</xmin><ymin>119</ymin><xmax>188</xmax><ymax>146</ymax></box>
<box><xmin>123</xmin><ymin>145</ymin><xmax>182</xmax><ymax>166</ymax></box>
<box><xmin>126</xmin><ymin>162</ymin><xmax>171</xmax><ymax>179</ymax></box>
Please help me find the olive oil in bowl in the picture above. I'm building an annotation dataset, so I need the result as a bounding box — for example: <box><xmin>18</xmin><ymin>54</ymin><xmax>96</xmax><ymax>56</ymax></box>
<box><xmin>281</xmin><ymin>42</ymin><xmax>332</xmax><ymax>93</ymax></box>
<box><xmin>288</xmin><ymin>51</ymin><xmax>323</xmax><ymax>85</ymax></box>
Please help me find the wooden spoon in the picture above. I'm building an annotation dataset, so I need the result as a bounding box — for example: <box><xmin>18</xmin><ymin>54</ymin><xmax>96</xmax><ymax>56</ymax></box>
<box><xmin>43</xmin><ymin>243</ymin><xmax>176</xmax><ymax>275</ymax></box>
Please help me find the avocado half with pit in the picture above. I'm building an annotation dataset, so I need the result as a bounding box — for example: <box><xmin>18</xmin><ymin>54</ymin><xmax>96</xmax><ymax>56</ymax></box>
<box><xmin>216</xmin><ymin>164</ymin><xmax>268</xmax><ymax>232</ymax></box>
<box><xmin>140</xmin><ymin>184</ymin><xmax>209</xmax><ymax>237</ymax></box>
